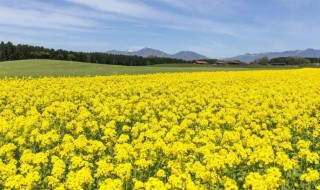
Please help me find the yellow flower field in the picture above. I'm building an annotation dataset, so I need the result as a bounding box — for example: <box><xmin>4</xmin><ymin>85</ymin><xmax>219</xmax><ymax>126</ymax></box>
<box><xmin>0</xmin><ymin>69</ymin><xmax>319</xmax><ymax>189</ymax></box>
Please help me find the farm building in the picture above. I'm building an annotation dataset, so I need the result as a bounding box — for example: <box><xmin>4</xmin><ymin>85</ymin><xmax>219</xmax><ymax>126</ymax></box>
<box><xmin>194</xmin><ymin>60</ymin><xmax>208</xmax><ymax>64</ymax></box>
<box><xmin>217</xmin><ymin>60</ymin><xmax>247</xmax><ymax>65</ymax></box>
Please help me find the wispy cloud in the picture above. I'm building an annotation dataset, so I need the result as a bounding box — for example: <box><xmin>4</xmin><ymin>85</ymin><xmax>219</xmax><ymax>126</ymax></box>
<box><xmin>65</xmin><ymin>0</ymin><xmax>158</xmax><ymax>19</ymax></box>
<box><xmin>0</xmin><ymin>1</ymin><xmax>102</xmax><ymax>33</ymax></box>
<box><xmin>0</xmin><ymin>0</ymin><xmax>260</xmax><ymax>41</ymax></box>
<box><xmin>1</xmin><ymin>0</ymin><xmax>320</xmax><ymax>57</ymax></box>
<box><xmin>0</xmin><ymin>7</ymin><xmax>96</xmax><ymax>31</ymax></box>
<box><xmin>63</xmin><ymin>0</ymin><xmax>255</xmax><ymax>37</ymax></box>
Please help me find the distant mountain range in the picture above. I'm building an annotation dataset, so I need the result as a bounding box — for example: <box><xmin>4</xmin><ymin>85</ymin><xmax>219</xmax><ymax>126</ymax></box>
<box><xmin>224</xmin><ymin>48</ymin><xmax>320</xmax><ymax>63</ymax></box>
<box><xmin>106</xmin><ymin>48</ymin><xmax>208</xmax><ymax>61</ymax></box>
<box><xmin>107</xmin><ymin>47</ymin><xmax>320</xmax><ymax>63</ymax></box>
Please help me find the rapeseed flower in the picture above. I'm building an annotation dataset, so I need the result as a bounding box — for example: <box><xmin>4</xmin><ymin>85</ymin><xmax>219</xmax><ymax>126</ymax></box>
<box><xmin>0</xmin><ymin>69</ymin><xmax>319</xmax><ymax>189</ymax></box>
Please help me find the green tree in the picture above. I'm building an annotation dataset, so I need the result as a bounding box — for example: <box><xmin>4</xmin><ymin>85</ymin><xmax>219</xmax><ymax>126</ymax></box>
<box><xmin>57</xmin><ymin>53</ymin><xmax>65</xmax><ymax>60</ymax></box>
<box><xmin>291</xmin><ymin>56</ymin><xmax>311</xmax><ymax>65</ymax></box>
<box><xmin>39</xmin><ymin>51</ymin><xmax>50</xmax><ymax>59</ymax></box>
<box><xmin>5</xmin><ymin>42</ymin><xmax>15</xmax><ymax>60</ymax></box>
<box><xmin>67</xmin><ymin>54</ymin><xmax>76</xmax><ymax>61</ymax></box>
<box><xmin>0</xmin><ymin>41</ymin><xmax>189</xmax><ymax>65</ymax></box>
<box><xmin>78</xmin><ymin>52</ymin><xmax>89</xmax><ymax>62</ymax></box>
<box><xmin>0</xmin><ymin>41</ymin><xmax>4</xmax><ymax>61</ymax></box>
<box><xmin>253</xmin><ymin>56</ymin><xmax>269</xmax><ymax>65</ymax></box>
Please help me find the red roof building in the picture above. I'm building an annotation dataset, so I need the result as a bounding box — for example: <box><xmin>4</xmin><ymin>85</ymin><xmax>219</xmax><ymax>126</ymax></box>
<box><xmin>194</xmin><ymin>60</ymin><xmax>208</xmax><ymax>64</ymax></box>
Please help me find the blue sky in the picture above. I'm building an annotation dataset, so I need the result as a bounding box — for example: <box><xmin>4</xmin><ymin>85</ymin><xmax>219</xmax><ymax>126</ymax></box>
<box><xmin>0</xmin><ymin>0</ymin><xmax>320</xmax><ymax>58</ymax></box>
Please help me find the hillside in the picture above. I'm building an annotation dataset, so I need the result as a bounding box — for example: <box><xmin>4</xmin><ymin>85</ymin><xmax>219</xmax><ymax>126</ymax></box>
<box><xmin>0</xmin><ymin>59</ymin><xmax>258</xmax><ymax>77</ymax></box>
<box><xmin>0</xmin><ymin>41</ymin><xmax>185</xmax><ymax>66</ymax></box>
<box><xmin>224</xmin><ymin>48</ymin><xmax>320</xmax><ymax>63</ymax></box>
<box><xmin>106</xmin><ymin>48</ymin><xmax>208</xmax><ymax>61</ymax></box>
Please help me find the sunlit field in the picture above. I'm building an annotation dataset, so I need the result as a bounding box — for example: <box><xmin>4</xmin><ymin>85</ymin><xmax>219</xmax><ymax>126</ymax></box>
<box><xmin>0</xmin><ymin>69</ymin><xmax>319</xmax><ymax>189</ymax></box>
<box><xmin>0</xmin><ymin>59</ymin><xmax>297</xmax><ymax>78</ymax></box>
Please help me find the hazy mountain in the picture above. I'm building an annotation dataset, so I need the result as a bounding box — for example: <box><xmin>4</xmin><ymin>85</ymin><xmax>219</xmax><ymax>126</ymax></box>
<box><xmin>173</xmin><ymin>51</ymin><xmax>208</xmax><ymax>61</ymax></box>
<box><xmin>224</xmin><ymin>48</ymin><xmax>320</xmax><ymax>63</ymax></box>
<box><xmin>106</xmin><ymin>50</ymin><xmax>132</xmax><ymax>56</ymax></box>
<box><xmin>106</xmin><ymin>48</ymin><xmax>207</xmax><ymax>61</ymax></box>
<box><xmin>134</xmin><ymin>48</ymin><xmax>171</xmax><ymax>58</ymax></box>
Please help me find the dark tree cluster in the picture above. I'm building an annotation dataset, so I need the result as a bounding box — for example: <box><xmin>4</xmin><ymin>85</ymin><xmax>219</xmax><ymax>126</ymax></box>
<box><xmin>251</xmin><ymin>56</ymin><xmax>270</xmax><ymax>65</ymax></box>
<box><xmin>306</xmin><ymin>57</ymin><xmax>320</xmax><ymax>63</ymax></box>
<box><xmin>0</xmin><ymin>41</ymin><xmax>187</xmax><ymax>66</ymax></box>
<box><xmin>251</xmin><ymin>56</ymin><xmax>320</xmax><ymax>65</ymax></box>
<box><xmin>269</xmin><ymin>57</ymin><xmax>314</xmax><ymax>65</ymax></box>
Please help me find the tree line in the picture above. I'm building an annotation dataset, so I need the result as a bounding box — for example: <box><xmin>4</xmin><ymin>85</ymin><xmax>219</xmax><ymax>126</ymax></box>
<box><xmin>0</xmin><ymin>41</ymin><xmax>188</xmax><ymax>66</ymax></box>
<box><xmin>252</xmin><ymin>56</ymin><xmax>320</xmax><ymax>65</ymax></box>
<box><xmin>270</xmin><ymin>57</ymin><xmax>320</xmax><ymax>65</ymax></box>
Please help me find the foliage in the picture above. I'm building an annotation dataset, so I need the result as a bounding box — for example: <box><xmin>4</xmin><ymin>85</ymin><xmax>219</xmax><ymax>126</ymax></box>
<box><xmin>252</xmin><ymin>56</ymin><xmax>320</xmax><ymax>66</ymax></box>
<box><xmin>0</xmin><ymin>69</ymin><xmax>319</xmax><ymax>189</ymax></box>
<box><xmin>0</xmin><ymin>41</ymin><xmax>187</xmax><ymax>66</ymax></box>
<box><xmin>270</xmin><ymin>57</ymin><xmax>312</xmax><ymax>65</ymax></box>
<box><xmin>251</xmin><ymin>56</ymin><xmax>270</xmax><ymax>65</ymax></box>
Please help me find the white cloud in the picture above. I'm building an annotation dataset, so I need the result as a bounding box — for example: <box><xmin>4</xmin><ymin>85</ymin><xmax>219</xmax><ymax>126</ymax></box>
<box><xmin>0</xmin><ymin>4</ymin><xmax>96</xmax><ymax>31</ymax></box>
<box><xmin>1</xmin><ymin>0</ymin><xmax>319</xmax><ymax>57</ymax></box>
<box><xmin>0</xmin><ymin>0</ymin><xmax>258</xmax><ymax>38</ymax></box>
<box><xmin>156</xmin><ymin>0</ymin><xmax>192</xmax><ymax>10</ymax></box>
<box><xmin>64</xmin><ymin>0</ymin><xmax>158</xmax><ymax>19</ymax></box>
<box><xmin>63</xmin><ymin>0</ymin><xmax>255</xmax><ymax>37</ymax></box>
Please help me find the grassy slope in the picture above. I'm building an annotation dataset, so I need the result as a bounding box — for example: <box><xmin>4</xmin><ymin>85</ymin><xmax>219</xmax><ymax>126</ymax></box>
<box><xmin>0</xmin><ymin>59</ymin><xmax>296</xmax><ymax>78</ymax></box>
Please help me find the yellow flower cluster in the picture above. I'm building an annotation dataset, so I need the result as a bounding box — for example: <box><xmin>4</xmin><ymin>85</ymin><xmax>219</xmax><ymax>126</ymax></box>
<box><xmin>0</xmin><ymin>69</ymin><xmax>319</xmax><ymax>189</ymax></box>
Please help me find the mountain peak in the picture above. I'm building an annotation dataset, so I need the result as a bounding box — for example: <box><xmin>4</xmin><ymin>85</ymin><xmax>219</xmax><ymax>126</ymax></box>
<box><xmin>173</xmin><ymin>51</ymin><xmax>208</xmax><ymax>61</ymax></box>
<box><xmin>224</xmin><ymin>48</ymin><xmax>320</xmax><ymax>63</ymax></box>
<box><xmin>106</xmin><ymin>48</ymin><xmax>208</xmax><ymax>61</ymax></box>
<box><xmin>305</xmin><ymin>48</ymin><xmax>315</xmax><ymax>51</ymax></box>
